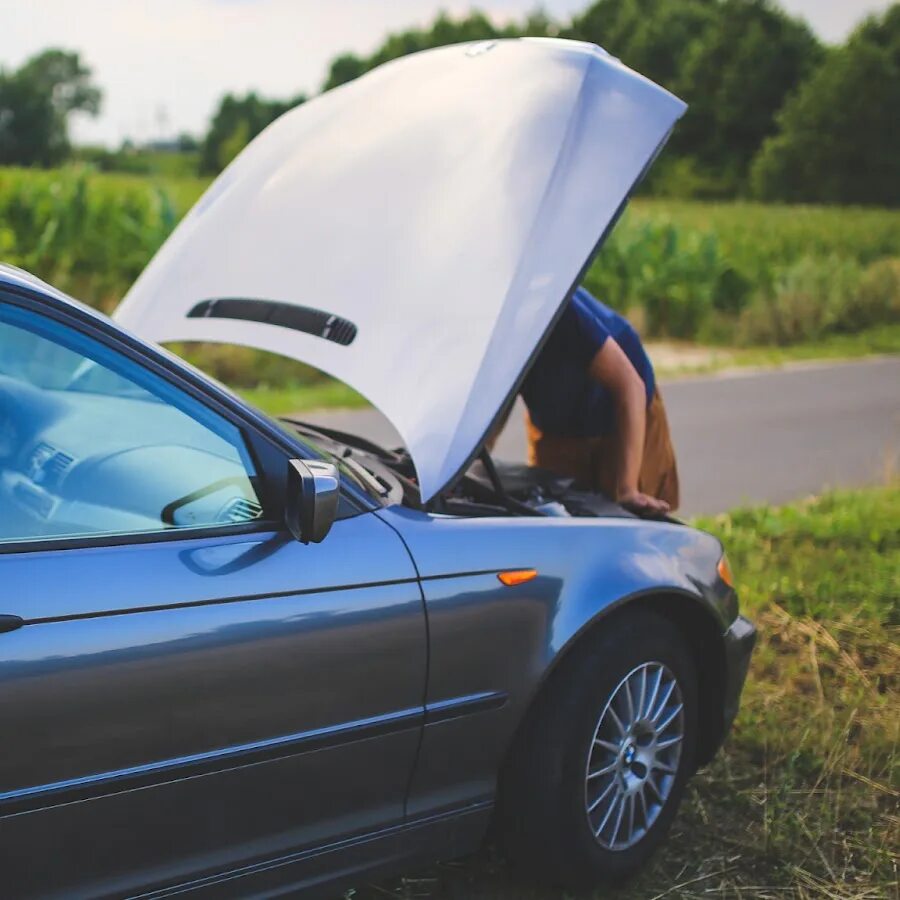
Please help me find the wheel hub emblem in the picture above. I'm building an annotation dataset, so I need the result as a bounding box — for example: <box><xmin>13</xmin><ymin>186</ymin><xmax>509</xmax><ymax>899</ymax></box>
<box><xmin>584</xmin><ymin>661</ymin><xmax>685</xmax><ymax>851</ymax></box>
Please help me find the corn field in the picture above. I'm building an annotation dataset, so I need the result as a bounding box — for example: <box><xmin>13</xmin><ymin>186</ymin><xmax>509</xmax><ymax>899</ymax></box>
<box><xmin>2</xmin><ymin>166</ymin><xmax>899</xmax><ymax>384</ymax></box>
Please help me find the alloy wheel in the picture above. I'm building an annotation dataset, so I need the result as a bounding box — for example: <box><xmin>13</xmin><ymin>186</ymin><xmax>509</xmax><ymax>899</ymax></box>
<box><xmin>584</xmin><ymin>661</ymin><xmax>685</xmax><ymax>851</ymax></box>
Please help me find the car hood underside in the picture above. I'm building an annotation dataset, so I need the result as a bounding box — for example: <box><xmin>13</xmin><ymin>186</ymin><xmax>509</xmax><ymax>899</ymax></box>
<box><xmin>114</xmin><ymin>38</ymin><xmax>685</xmax><ymax>501</ymax></box>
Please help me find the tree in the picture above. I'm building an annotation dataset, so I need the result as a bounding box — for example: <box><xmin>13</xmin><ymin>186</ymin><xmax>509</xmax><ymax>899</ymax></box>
<box><xmin>321</xmin><ymin>11</ymin><xmax>548</xmax><ymax>91</ymax></box>
<box><xmin>0</xmin><ymin>49</ymin><xmax>101</xmax><ymax>166</ymax></box>
<box><xmin>563</xmin><ymin>0</ymin><xmax>720</xmax><ymax>92</ymax></box>
<box><xmin>855</xmin><ymin>2</ymin><xmax>900</xmax><ymax>65</ymax></box>
<box><xmin>199</xmin><ymin>91</ymin><xmax>306</xmax><ymax>174</ymax></box>
<box><xmin>670</xmin><ymin>0</ymin><xmax>821</xmax><ymax>188</ymax></box>
<box><xmin>751</xmin><ymin>5</ymin><xmax>900</xmax><ymax>205</ymax></box>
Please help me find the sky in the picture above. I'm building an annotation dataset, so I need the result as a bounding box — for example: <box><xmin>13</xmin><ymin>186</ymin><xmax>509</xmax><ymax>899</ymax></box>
<box><xmin>0</xmin><ymin>0</ymin><xmax>892</xmax><ymax>147</ymax></box>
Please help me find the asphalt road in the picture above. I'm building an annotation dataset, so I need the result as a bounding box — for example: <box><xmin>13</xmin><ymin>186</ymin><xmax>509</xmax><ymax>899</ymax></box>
<box><xmin>302</xmin><ymin>357</ymin><xmax>900</xmax><ymax>515</ymax></box>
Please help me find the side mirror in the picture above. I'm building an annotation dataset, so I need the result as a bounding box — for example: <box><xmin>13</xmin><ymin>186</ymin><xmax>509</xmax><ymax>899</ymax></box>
<box><xmin>285</xmin><ymin>459</ymin><xmax>340</xmax><ymax>544</ymax></box>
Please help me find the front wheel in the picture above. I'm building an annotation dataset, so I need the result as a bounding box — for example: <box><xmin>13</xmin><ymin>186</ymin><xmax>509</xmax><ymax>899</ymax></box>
<box><xmin>497</xmin><ymin>609</ymin><xmax>699</xmax><ymax>889</ymax></box>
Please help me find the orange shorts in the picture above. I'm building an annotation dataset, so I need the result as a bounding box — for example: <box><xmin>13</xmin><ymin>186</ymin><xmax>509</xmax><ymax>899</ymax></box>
<box><xmin>525</xmin><ymin>389</ymin><xmax>680</xmax><ymax>510</ymax></box>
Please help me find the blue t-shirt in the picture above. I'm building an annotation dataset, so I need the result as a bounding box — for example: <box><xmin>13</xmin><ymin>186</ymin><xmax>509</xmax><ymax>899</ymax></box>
<box><xmin>521</xmin><ymin>288</ymin><xmax>655</xmax><ymax>437</ymax></box>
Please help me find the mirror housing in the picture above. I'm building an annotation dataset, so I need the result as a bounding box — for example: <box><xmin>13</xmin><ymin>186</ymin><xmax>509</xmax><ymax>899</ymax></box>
<box><xmin>285</xmin><ymin>459</ymin><xmax>340</xmax><ymax>544</ymax></box>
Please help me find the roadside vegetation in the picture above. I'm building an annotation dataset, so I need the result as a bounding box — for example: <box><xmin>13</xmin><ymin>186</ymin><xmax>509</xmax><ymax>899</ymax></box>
<box><xmin>2</xmin><ymin>3</ymin><xmax>898</xmax><ymax>410</ymax></box>
<box><xmin>2</xmin><ymin>165</ymin><xmax>898</xmax><ymax>412</ymax></box>
<box><xmin>351</xmin><ymin>483</ymin><xmax>899</xmax><ymax>899</ymax></box>
<box><xmin>6</xmin><ymin>3</ymin><xmax>897</xmax><ymax>207</ymax></box>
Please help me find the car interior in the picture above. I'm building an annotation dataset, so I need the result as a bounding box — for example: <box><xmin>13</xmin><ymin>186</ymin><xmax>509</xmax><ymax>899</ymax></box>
<box><xmin>0</xmin><ymin>316</ymin><xmax>264</xmax><ymax>544</ymax></box>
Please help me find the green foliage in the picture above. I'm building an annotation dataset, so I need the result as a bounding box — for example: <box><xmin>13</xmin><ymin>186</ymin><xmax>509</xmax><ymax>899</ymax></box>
<box><xmin>321</xmin><ymin>12</ymin><xmax>539</xmax><ymax>92</ymax></box>
<box><xmin>3</xmin><ymin>167</ymin><xmax>898</xmax><ymax>388</ymax></box>
<box><xmin>854</xmin><ymin>257</ymin><xmax>900</xmax><ymax>328</ymax></box>
<box><xmin>584</xmin><ymin>200</ymin><xmax>900</xmax><ymax>341</ymax></box>
<box><xmin>752</xmin><ymin>6</ymin><xmax>900</xmax><ymax>205</ymax></box>
<box><xmin>73</xmin><ymin>143</ymin><xmax>200</xmax><ymax>178</ymax></box>
<box><xmin>735</xmin><ymin>255</ymin><xmax>863</xmax><ymax>344</ymax></box>
<box><xmin>0</xmin><ymin>49</ymin><xmax>101</xmax><ymax>167</ymax></box>
<box><xmin>199</xmin><ymin>91</ymin><xmax>305</xmax><ymax>175</ymax></box>
<box><xmin>0</xmin><ymin>166</ymin><xmax>183</xmax><ymax>311</ymax></box>
<box><xmin>316</xmin><ymin>0</ymin><xmax>826</xmax><ymax>199</ymax></box>
<box><xmin>568</xmin><ymin>0</ymin><xmax>823</xmax><ymax>192</ymax></box>
<box><xmin>583</xmin><ymin>219</ymin><xmax>751</xmax><ymax>338</ymax></box>
<box><xmin>706</xmin><ymin>485</ymin><xmax>899</xmax><ymax>624</ymax></box>
<box><xmin>564</xmin><ymin>0</ymin><xmax>719</xmax><ymax>90</ymax></box>
<box><xmin>736</xmin><ymin>256</ymin><xmax>900</xmax><ymax>345</ymax></box>
<box><xmin>671</xmin><ymin>0</ymin><xmax>822</xmax><ymax>185</ymax></box>
<box><xmin>238</xmin><ymin>379</ymin><xmax>367</xmax><ymax>417</ymax></box>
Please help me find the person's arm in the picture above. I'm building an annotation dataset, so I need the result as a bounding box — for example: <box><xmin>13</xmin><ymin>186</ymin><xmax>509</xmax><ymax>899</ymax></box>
<box><xmin>588</xmin><ymin>337</ymin><xmax>670</xmax><ymax>516</ymax></box>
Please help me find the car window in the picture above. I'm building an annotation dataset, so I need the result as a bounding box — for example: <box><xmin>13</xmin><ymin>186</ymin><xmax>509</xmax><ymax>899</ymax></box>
<box><xmin>0</xmin><ymin>303</ymin><xmax>266</xmax><ymax>544</ymax></box>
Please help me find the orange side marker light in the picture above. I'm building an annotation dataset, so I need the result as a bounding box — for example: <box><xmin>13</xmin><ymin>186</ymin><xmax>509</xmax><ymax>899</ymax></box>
<box><xmin>498</xmin><ymin>569</ymin><xmax>538</xmax><ymax>586</ymax></box>
<box><xmin>717</xmin><ymin>554</ymin><xmax>735</xmax><ymax>588</ymax></box>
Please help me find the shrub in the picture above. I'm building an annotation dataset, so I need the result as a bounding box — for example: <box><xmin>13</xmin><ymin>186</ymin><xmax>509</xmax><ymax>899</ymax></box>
<box><xmin>585</xmin><ymin>219</ymin><xmax>751</xmax><ymax>339</ymax></box>
<box><xmin>736</xmin><ymin>256</ymin><xmax>862</xmax><ymax>345</ymax></box>
<box><xmin>735</xmin><ymin>256</ymin><xmax>900</xmax><ymax>346</ymax></box>
<box><xmin>849</xmin><ymin>257</ymin><xmax>900</xmax><ymax>331</ymax></box>
<box><xmin>2</xmin><ymin>167</ymin><xmax>899</xmax><ymax>390</ymax></box>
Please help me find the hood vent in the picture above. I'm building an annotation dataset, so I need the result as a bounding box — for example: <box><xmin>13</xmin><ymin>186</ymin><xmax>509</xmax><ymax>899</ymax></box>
<box><xmin>188</xmin><ymin>298</ymin><xmax>357</xmax><ymax>346</ymax></box>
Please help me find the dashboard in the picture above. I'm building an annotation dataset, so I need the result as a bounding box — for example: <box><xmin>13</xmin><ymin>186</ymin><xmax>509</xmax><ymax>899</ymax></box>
<box><xmin>0</xmin><ymin>375</ymin><xmax>263</xmax><ymax>543</ymax></box>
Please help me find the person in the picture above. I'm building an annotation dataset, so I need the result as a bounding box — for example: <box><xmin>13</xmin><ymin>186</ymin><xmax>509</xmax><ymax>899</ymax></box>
<box><xmin>519</xmin><ymin>286</ymin><xmax>679</xmax><ymax>516</ymax></box>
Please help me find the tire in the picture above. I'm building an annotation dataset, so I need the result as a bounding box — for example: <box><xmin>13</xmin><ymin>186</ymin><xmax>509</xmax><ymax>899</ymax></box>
<box><xmin>496</xmin><ymin>608</ymin><xmax>698</xmax><ymax>889</ymax></box>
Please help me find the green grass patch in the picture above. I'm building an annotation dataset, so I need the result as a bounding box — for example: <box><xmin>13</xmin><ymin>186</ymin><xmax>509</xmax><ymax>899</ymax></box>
<box><xmin>237</xmin><ymin>380</ymin><xmax>368</xmax><ymax>416</ymax></box>
<box><xmin>353</xmin><ymin>485</ymin><xmax>899</xmax><ymax>898</ymax></box>
<box><xmin>728</xmin><ymin>323</ymin><xmax>900</xmax><ymax>367</ymax></box>
<box><xmin>236</xmin><ymin>327</ymin><xmax>900</xmax><ymax>417</ymax></box>
<box><xmin>1</xmin><ymin>166</ymin><xmax>898</xmax><ymax>401</ymax></box>
<box><xmin>653</xmin><ymin>323</ymin><xmax>900</xmax><ymax>379</ymax></box>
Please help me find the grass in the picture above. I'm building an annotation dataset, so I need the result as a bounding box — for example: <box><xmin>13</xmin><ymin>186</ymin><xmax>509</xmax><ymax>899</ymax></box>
<box><xmin>350</xmin><ymin>484</ymin><xmax>899</xmax><ymax>899</ymax></box>
<box><xmin>235</xmin><ymin>326</ymin><xmax>900</xmax><ymax>417</ymax></box>
<box><xmin>1</xmin><ymin>166</ymin><xmax>898</xmax><ymax>408</ymax></box>
<box><xmin>650</xmin><ymin>323</ymin><xmax>900</xmax><ymax>380</ymax></box>
<box><xmin>628</xmin><ymin>199</ymin><xmax>900</xmax><ymax>275</ymax></box>
<box><xmin>237</xmin><ymin>379</ymin><xmax>367</xmax><ymax>416</ymax></box>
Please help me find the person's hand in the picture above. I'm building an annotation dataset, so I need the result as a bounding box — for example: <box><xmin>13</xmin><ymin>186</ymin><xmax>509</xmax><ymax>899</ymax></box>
<box><xmin>616</xmin><ymin>489</ymin><xmax>670</xmax><ymax>518</ymax></box>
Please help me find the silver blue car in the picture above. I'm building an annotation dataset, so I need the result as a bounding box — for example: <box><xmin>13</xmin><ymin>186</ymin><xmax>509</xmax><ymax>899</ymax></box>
<box><xmin>0</xmin><ymin>38</ymin><xmax>755</xmax><ymax>899</ymax></box>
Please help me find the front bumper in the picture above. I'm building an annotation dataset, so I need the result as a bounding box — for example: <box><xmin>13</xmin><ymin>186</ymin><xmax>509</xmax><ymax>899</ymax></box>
<box><xmin>721</xmin><ymin>614</ymin><xmax>757</xmax><ymax>737</ymax></box>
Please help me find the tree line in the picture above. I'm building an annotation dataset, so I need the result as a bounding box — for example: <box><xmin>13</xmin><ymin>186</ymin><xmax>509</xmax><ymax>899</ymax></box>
<box><xmin>1</xmin><ymin>0</ymin><xmax>897</xmax><ymax>205</ymax></box>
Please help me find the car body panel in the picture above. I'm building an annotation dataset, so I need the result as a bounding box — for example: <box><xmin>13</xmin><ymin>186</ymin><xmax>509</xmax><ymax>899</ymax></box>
<box><xmin>0</xmin><ymin>270</ymin><xmax>755</xmax><ymax>899</ymax></box>
<box><xmin>0</xmin><ymin>30</ymin><xmax>757</xmax><ymax>883</ymax></box>
<box><xmin>0</xmin><ymin>279</ymin><xmax>432</xmax><ymax>896</ymax></box>
<box><xmin>375</xmin><ymin>505</ymin><xmax>732</xmax><ymax>817</ymax></box>
<box><xmin>114</xmin><ymin>38</ymin><xmax>686</xmax><ymax>501</ymax></box>
<box><xmin>0</xmin><ymin>513</ymin><xmax>427</xmax><ymax>898</ymax></box>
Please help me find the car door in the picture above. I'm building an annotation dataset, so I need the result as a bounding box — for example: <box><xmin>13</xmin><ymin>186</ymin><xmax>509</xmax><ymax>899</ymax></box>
<box><xmin>0</xmin><ymin>295</ymin><xmax>426</xmax><ymax>899</ymax></box>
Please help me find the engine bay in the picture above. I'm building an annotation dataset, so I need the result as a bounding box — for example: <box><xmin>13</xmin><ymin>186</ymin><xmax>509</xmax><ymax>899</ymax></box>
<box><xmin>281</xmin><ymin>416</ymin><xmax>637</xmax><ymax>521</ymax></box>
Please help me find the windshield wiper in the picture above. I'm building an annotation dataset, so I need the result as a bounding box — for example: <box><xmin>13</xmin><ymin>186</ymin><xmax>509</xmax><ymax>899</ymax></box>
<box><xmin>340</xmin><ymin>453</ymin><xmax>390</xmax><ymax>497</ymax></box>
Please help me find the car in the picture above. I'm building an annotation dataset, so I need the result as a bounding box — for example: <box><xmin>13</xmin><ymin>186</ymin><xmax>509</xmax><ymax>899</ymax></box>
<box><xmin>0</xmin><ymin>38</ymin><xmax>755</xmax><ymax>899</ymax></box>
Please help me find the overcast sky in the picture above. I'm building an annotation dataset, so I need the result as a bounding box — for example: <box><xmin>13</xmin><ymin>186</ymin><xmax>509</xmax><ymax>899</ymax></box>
<box><xmin>0</xmin><ymin>0</ymin><xmax>891</xmax><ymax>147</ymax></box>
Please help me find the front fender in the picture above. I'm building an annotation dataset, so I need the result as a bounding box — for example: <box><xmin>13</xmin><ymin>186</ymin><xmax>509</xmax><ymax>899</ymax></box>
<box><xmin>378</xmin><ymin>506</ymin><xmax>728</xmax><ymax>817</ymax></box>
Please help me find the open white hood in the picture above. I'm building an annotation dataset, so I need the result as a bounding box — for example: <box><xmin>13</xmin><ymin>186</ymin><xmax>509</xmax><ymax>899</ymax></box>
<box><xmin>116</xmin><ymin>38</ymin><xmax>685</xmax><ymax>501</ymax></box>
